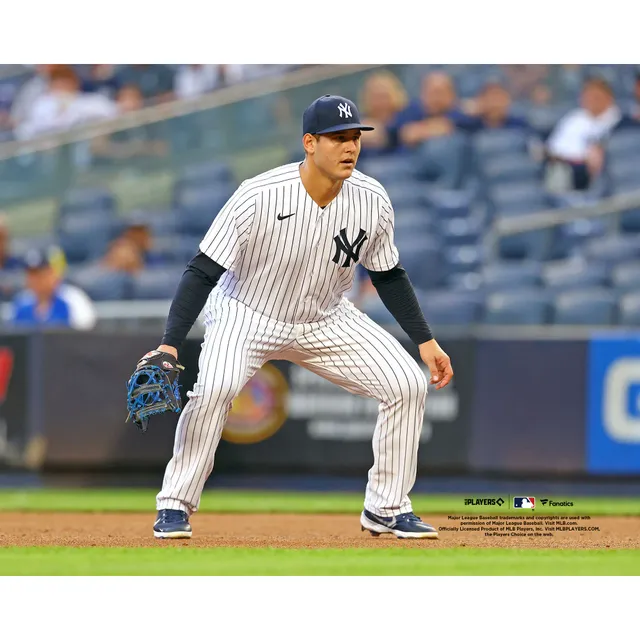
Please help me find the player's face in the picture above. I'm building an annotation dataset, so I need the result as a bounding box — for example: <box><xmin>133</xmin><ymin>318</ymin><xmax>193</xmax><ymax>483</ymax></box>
<box><xmin>315</xmin><ymin>130</ymin><xmax>362</xmax><ymax>179</ymax></box>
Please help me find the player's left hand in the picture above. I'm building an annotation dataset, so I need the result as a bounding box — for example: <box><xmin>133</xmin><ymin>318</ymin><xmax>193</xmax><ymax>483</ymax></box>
<box><xmin>418</xmin><ymin>339</ymin><xmax>453</xmax><ymax>390</ymax></box>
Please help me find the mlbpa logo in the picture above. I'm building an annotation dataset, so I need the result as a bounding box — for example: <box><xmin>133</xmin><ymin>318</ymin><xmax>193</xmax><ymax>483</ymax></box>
<box><xmin>513</xmin><ymin>497</ymin><xmax>535</xmax><ymax>509</ymax></box>
<box><xmin>338</xmin><ymin>103</ymin><xmax>352</xmax><ymax>118</ymax></box>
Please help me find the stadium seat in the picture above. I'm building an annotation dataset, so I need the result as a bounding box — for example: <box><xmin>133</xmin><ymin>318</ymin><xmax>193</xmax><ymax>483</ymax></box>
<box><xmin>397</xmin><ymin>238</ymin><xmax>443</xmax><ymax>290</ymax></box>
<box><xmin>445</xmin><ymin>271</ymin><xmax>484</xmax><ymax>292</ymax></box>
<box><xmin>68</xmin><ymin>268</ymin><xmax>132</xmax><ymax>302</ymax></box>
<box><xmin>550</xmin><ymin>218</ymin><xmax>608</xmax><ymax>260</ymax></box>
<box><xmin>481</xmin><ymin>261</ymin><xmax>542</xmax><ymax>291</ymax></box>
<box><xmin>438</xmin><ymin>216</ymin><xmax>485</xmax><ymax>246</ymax></box>
<box><xmin>484</xmin><ymin>290</ymin><xmax>552</xmax><ymax>325</ymax></box>
<box><xmin>581</xmin><ymin>234</ymin><xmax>640</xmax><ymax>265</ymax></box>
<box><xmin>130</xmin><ymin>268</ymin><xmax>185</xmax><ymax>300</ymax></box>
<box><xmin>606</xmin><ymin>129</ymin><xmax>640</xmax><ymax>159</ymax></box>
<box><xmin>553</xmin><ymin>289</ymin><xmax>617</xmax><ymax>325</ymax></box>
<box><xmin>542</xmin><ymin>258</ymin><xmax>609</xmax><ymax>292</ymax></box>
<box><xmin>423</xmin><ymin>186</ymin><xmax>475</xmax><ymax>218</ymax></box>
<box><xmin>383</xmin><ymin>180</ymin><xmax>428</xmax><ymax>209</ymax></box>
<box><xmin>474</xmin><ymin>129</ymin><xmax>530</xmax><ymax>159</ymax></box>
<box><xmin>417</xmin><ymin>290</ymin><xmax>482</xmax><ymax>326</ymax></box>
<box><xmin>57</xmin><ymin>215</ymin><xmax>115</xmax><ymax>264</ymax></box>
<box><xmin>497</xmin><ymin>229</ymin><xmax>554</xmax><ymax>261</ymax></box>
<box><xmin>175</xmin><ymin>184</ymin><xmax>233</xmax><ymax>235</ymax></box>
<box><xmin>618</xmin><ymin>292</ymin><xmax>640</xmax><ymax>325</ymax></box>
<box><xmin>152</xmin><ymin>235</ymin><xmax>200</xmax><ymax>265</ymax></box>
<box><xmin>443</xmin><ymin>244</ymin><xmax>484</xmax><ymax>276</ymax></box>
<box><xmin>526</xmin><ymin>104</ymin><xmax>572</xmax><ymax>136</ymax></box>
<box><xmin>611</xmin><ymin>261</ymin><xmax>640</xmax><ymax>294</ymax></box>
<box><xmin>481</xmin><ymin>154</ymin><xmax>541</xmax><ymax>185</ymax></box>
<box><xmin>357</xmin><ymin>155</ymin><xmax>416</xmax><ymax>182</ymax></box>
<box><xmin>393</xmin><ymin>207</ymin><xmax>433</xmax><ymax>233</ymax></box>
<box><xmin>413</xmin><ymin>132</ymin><xmax>469</xmax><ymax>188</ymax></box>
<box><xmin>490</xmin><ymin>182</ymin><xmax>548</xmax><ymax>215</ymax></box>
<box><xmin>59</xmin><ymin>187</ymin><xmax>116</xmax><ymax>217</ymax></box>
<box><xmin>176</xmin><ymin>161</ymin><xmax>234</xmax><ymax>188</ymax></box>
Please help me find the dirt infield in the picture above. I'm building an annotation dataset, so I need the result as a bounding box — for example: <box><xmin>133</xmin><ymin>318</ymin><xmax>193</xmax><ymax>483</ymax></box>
<box><xmin>1</xmin><ymin>513</ymin><xmax>639</xmax><ymax>548</ymax></box>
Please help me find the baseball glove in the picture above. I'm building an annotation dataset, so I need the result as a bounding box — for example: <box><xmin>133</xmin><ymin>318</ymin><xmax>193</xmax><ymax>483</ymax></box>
<box><xmin>126</xmin><ymin>350</ymin><xmax>185</xmax><ymax>433</ymax></box>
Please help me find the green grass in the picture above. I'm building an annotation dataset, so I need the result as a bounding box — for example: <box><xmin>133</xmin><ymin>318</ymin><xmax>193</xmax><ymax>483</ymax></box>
<box><xmin>1</xmin><ymin>489</ymin><xmax>639</xmax><ymax>516</ymax></box>
<box><xmin>1</xmin><ymin>547</ymin><xmax>639</xmax><ymax>575</ymax></box>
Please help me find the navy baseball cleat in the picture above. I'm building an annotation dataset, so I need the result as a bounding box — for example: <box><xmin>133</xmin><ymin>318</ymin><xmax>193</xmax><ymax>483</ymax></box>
<box><xmin>360</xmin><ymin>509</ymin><xmax>439</xmax><ymax>539</ymax></box>
<box><xmin>153</xmin><ymin>509</ymin><xmax>192</xmax><ymax>539</ymax></box>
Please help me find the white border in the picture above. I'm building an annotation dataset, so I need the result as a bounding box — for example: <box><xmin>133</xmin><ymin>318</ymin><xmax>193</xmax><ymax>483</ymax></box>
<box><xmin>1</xmin><ymin>576</ymin><xmax>639</xmax><ymax>638</ymax></box>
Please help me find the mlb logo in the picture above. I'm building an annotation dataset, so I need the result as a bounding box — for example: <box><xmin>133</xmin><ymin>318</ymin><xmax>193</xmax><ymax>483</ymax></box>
<box><xmin>513</xmin><ymin>497</ymin><xmax>535</xmax><ymax>509</ymax></box>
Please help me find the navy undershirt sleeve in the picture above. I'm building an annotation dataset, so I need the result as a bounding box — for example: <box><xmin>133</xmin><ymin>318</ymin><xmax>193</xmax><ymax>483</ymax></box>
<box><xmin>366</xmin><ymin>263</ymin><xmax>434</xmax><ymax>345</ymax></box>
<box><xmin>161</xmin><ymin>251</ymin><xmax>227</xmax><ymax>350</ymax></box>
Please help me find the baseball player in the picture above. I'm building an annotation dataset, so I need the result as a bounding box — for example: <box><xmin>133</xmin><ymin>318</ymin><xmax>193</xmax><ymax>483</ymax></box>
<box><xmin>129</xmin><ymin>94</ymin><xmax>453</xmax><ymax>540</ymax></box>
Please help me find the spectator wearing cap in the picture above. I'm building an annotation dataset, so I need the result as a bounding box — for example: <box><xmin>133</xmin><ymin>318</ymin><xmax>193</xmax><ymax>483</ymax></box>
<box><xmin>357</xmin><ymin>71</ymin><xmax>409</xmax><ymax>158</ymax></box>
<box><xmin>9</xmin><ymin>246</ymin><xmax>97</xmax><ymax>331</ymax></box>
<box><xmin>390</xmin><ymin>71</ymin><xmax>477</xmax><ymax>151</ymax></box>
<box><xmin>545</xmin><ymin>77</ymin><xmax>632</xmax><ymax>191</ymax></box>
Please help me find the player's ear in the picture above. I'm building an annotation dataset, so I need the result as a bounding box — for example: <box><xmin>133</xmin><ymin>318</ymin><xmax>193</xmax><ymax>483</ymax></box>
<box><xmin>302</xmin><ymin>133</ymin><xmax>317</xmax><ymax>156</ymax></box>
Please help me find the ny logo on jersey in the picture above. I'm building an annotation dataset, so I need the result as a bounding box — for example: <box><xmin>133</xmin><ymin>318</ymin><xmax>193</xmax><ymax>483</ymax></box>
<box><xmin>338</xmin><ymin>103</ymin><xmax>352</xmax><ymax>119</ymax></box>
<box><xmin>332</xmin><ymin>228</ymin><xmax>367</xmax><ymax>268</ymax></box>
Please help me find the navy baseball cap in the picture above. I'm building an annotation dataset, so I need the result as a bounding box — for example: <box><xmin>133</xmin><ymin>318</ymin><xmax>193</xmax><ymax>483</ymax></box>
<box><xmin>303</xmin><ymin>95</ymin><xmax>374</xmax><ymax>136</ymax></box>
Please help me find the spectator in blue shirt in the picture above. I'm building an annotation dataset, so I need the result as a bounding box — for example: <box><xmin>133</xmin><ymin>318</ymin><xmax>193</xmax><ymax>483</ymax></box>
<box><xmin>9</xmin><ymin>246</ymin><xmax>97</xmax><ymax>331</ymax></box>
<box><xmin>390</xmin><ymin>71</ymin><xmax>477</xmax><ymax>151</ymax></box>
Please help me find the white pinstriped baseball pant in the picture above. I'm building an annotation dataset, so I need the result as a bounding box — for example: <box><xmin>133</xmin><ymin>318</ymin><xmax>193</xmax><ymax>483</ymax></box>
<box><xmin>156</xmin><ymin>294</ymin><xmax>428</xmax><ymax>517</ymax></box>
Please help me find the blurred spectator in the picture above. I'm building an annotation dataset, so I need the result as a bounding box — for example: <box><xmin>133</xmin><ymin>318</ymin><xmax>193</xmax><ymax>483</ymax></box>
<box><xmin>16</xmin><ymin>65</ymin><xmax>116</xmax><ymax>141</ymax></box>
<box><xmin>358</xmin><ymin>71</ymin><xmax>408</xmax><ymax>156</ymax></box>
<box><xmin>467</xmin><ymin>82</ymin><xmax>530</xmax><ymax>131</ymax></box>
<box><xmin>80</xmin><ymin>65</ymin><xmax>122</xmax><ymax>101</ymax></box>
<box><xmin>175</xmin><ymin>65</ymin><xmax>221</xmax><ymax>100</ymax></box>
<box><xmin>9</xmin><ymin>64</ymin><xmax>55</xmax><ymax>132</ymax></box>
<box><xmin>90</xmin><ymin>85</ymin><xmax>167</xmax><ymax>162</ymax></box>
<box><xmin>0</xmin><ymin>215</ymin><xmax>22</xmax><ymax>271</ymax></box>
<box><xmin>100</xmin><ymin>237</ymin><xmax>144</xmax><ymax>274</ymax></box>
<box><xmin>116</xmin><ymin>65</ymin><xmax>175</xmax><ymax>104</ymax></box>
<box><xmin>0</xmin><ymin>215</ymin><xmax>23</xmax><ymax>301</ymax></box>
<box><xmin>391</xmin><ymin>72</ymin><xmax>476</xmax><ymax>150</ymax></box>
<box><xmin>120</xmin><ymin>216</ymin><xmax>166</xmax><ymax>267</ymax></box>
<box><xmin>545</xmin><ymin>77</ymin><xmax>629</xmax><ymax>191</ymax></box>
<box><xmin>9</xmin><ymin>246</ymin><xmax>97</xmax><ymax>330</ymax></box>
<box><xmin>500</xmin><ymin>65</ymin><xmax>550</xmax><ymax>102</ymax></box>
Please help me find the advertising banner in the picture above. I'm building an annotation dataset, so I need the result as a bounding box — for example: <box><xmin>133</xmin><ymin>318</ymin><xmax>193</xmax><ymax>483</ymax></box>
<box><xmin>587</xmin><ymin>334</ymin><xmax>640</xmax><ymax>474</ymax></box>
<box><xmin>468</xmin><ymin>339</ymin><xmax>587</xmax><ymax>474</ymax></box>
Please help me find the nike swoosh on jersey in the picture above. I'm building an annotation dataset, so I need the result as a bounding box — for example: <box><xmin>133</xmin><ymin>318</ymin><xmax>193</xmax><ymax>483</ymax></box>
<box><xmin>276</xmin><ymin>213</ymin><xmax>295</xmax><ymax>220</ymax></box>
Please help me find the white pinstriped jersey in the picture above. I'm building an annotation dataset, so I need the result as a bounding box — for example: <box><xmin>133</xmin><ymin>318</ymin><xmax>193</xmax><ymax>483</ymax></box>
<box><xmin>199</xmin><ymin>162</ymin><xmax>399</xmax><ymax>324</ymax></box>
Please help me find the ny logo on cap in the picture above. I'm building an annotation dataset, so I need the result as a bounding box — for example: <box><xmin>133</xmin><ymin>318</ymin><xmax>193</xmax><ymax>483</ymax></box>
<box><xmin>338</xmin><ymin>103</ymin><xmax>352</xmax><ymax>119</ymax></box>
